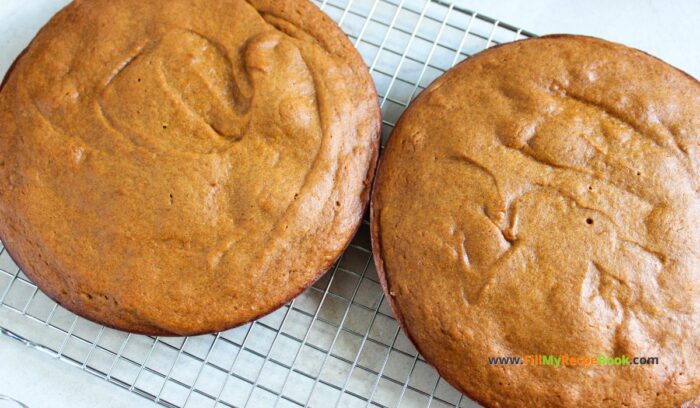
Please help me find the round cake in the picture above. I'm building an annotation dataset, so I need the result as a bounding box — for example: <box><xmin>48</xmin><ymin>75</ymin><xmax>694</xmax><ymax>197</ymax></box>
<box><xmin>371</xmin><ymin>35</ymin><xmax>699</xmax><ymax>407</ymax></box>
<box><xmin>0</xmin><ymin>0</ymin><xmax>380</xmax><ymax>335</ymax></box>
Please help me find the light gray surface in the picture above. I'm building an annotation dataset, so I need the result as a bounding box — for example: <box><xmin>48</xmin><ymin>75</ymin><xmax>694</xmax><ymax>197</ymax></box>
<box><xmin>454</xmin><ymin>0</ymin><xmax>700</xmax><ymax>79</ymax></box>
<box><xmin>0</xmin><ymin>320</ymin><xmax>151</xmax><ymax>408</ymax></box>
<box><xmin>0</xmin><ymin>1</ymin><xmax>698</xmax><ymax>408</ymax></box>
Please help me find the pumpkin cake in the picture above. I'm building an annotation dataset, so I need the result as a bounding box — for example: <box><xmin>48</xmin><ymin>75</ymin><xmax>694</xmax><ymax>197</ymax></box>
<box><xmin>371</xmin><ymin>35</ymin><xmax>700</xmax><ymax>407</ymax></box>
<box><xmin>0</xmin><ymin>0</ymin><xmax>380</xmax><ymax>335</ymax></box>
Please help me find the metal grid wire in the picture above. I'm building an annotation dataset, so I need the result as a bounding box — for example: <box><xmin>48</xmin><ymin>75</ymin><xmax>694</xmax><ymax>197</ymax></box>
<box><xmin>0</xmin><ymin>1</ymin><xmax>533</xmax><ymax>407</ymax></box>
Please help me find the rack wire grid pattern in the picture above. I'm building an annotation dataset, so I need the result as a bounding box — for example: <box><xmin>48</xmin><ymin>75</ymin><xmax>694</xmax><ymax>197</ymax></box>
<box><xmin>0</xmin><ymin>0</ymin><xmax>534</xmax><ymax>407</ymax></box>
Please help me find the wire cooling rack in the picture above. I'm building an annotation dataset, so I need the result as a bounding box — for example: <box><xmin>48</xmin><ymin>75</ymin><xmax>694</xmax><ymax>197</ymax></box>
<box><xmin>0</xmin><ymin>0</ymin><xmax>533</xmax><ymax>407</ymax></box>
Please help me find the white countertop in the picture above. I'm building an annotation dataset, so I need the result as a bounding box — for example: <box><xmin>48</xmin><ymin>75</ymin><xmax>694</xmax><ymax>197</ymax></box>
<box><xmin>0</xmin><ymin>1</ymin><xmax>698</xmax><ymax>407</ymax></box>
<box><xmin>456</xmin><ymin>0</ymin><xmax>700</xmax><ymax>79</ymax></box>
<box><xmin>0</xmin><ymin>332</ymin><xmax>148</xmax><ymax>408</ymax></box>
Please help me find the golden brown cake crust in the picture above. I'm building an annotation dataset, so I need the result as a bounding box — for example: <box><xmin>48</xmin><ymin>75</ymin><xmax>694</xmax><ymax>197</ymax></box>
<box><xmin>0</xmin><ymin>0</ymin><xmax>380</xmax><ymax>335</ymax></box>
<box><xmin>371</xmin><ymin>35</ymin><xmax>700</xmax><ymax>408</ymax></box>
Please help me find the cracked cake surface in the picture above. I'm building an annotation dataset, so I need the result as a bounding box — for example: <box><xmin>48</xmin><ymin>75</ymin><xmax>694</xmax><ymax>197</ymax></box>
<box><xmin>371</xmin><ymin>35</ymin><xmax>699</xmax><ymax>407</ymax></box>
<box><xmin>0</xmin><ymin>0</ymin><xmax>380</xmax><ymax>335</ymax></box>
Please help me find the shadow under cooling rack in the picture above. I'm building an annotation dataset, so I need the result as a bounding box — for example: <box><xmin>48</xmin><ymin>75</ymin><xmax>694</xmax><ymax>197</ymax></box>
<box><xmin>0</xmin><ymin>0</ymin><xmax>533</xmax><ymax>407</ymax></box>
